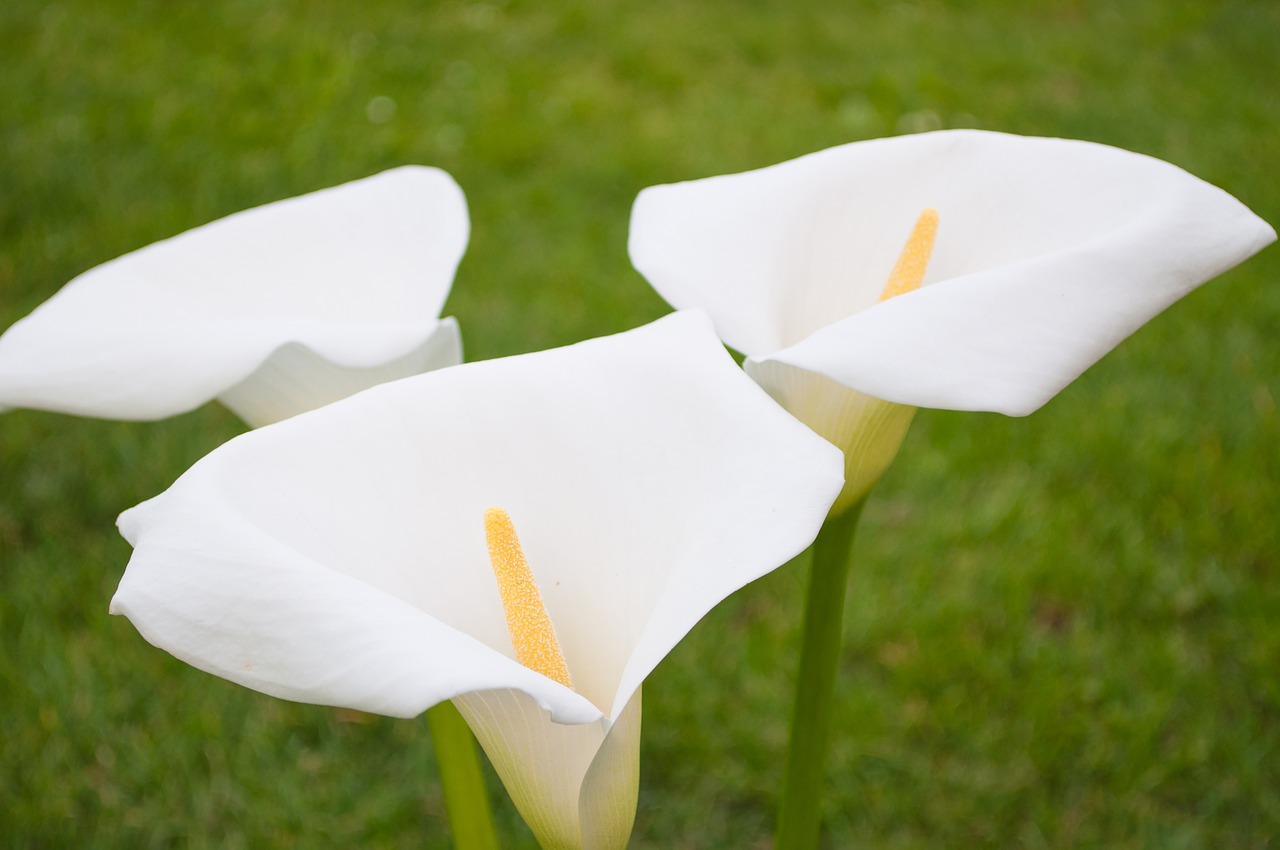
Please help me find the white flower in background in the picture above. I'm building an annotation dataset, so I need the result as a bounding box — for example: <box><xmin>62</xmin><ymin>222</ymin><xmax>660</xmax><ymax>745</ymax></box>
<box><xmin>0</xmin><ymin>166</ymin><xmax>469</xmax><ymax>427</ymax></box>
<box><xmin>110</xmin><ymin>312</ymin><xmax>844</xmax><ymax>850</ymax></box>
<box><xmin>629</xmin><ymin>130</ymin><xmax>1275</xmax><ymax>510</ymax></box>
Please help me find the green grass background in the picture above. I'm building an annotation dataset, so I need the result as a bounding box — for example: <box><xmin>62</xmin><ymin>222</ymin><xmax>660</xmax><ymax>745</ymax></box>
<box><xmin>2</xmin><ymin>0</ymin><xmax>1277</xmax><ymax>847</ymax></box>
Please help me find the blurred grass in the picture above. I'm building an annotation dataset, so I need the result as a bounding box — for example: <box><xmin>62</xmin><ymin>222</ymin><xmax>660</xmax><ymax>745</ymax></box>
<box><xmin>1</xmin><ymin>0</ymin><xmax>1277</xmax><ymax>847</ymax></box>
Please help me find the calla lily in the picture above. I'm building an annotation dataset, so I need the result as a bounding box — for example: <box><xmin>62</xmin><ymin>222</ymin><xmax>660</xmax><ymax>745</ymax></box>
<box><xmin>0</xmin><ymin>166</ymin><xmax>469</xmax><ymax>427</ymax></box>
<box><xmin>629</xmin><ymin>129</ymin><xmax>1276</xmax><ymax>509</ymax></box>
<box><xmin>110</xmin><ymin>311</ymin><xmax>844</xmax><ymax>850</ymax></box>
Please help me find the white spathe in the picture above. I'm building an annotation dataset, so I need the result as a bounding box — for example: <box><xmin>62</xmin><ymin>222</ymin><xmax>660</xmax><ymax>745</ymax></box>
<box><xmin>110</xmin><ymin>311</ymin><xmax>844</xmax><ymax>850</ymax></box>
<box><xmin>629</xmin><ymin>130</ymin><xmax>1275</xmax><ymax>507</ymax></box>
<box><xmin>0</xmin><ymin>166</ymin><xmax>469</xmax><ymax>426</ymax></box>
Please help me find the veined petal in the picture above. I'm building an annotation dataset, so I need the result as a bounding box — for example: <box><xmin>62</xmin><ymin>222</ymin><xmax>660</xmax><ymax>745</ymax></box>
<box><xmin>111</xmin><ymin>311</ymin><xmax>843</xmax><ymax>725</ymax></box>
<box><xmin>630</xmin><ymin>131</ymin><xmax>1275</xmax><ymax>414</ymax></box>
<box><xmin>0</xmin><ymin>166</ymin><xmax>468</xmax><ymax>422</ymax></box>
<box><xmin>454</xmin><ymin>689</ymin><xmax>640</xmax><ymax>850</ymax></box>
<box><xmin>577</xmin><ymin>692</ymin><xmax>642</xmax><ymax>850</ymax></box>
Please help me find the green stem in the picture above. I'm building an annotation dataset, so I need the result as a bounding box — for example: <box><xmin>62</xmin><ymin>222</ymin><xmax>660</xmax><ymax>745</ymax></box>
<box><xmin>426</xmin><ymin>701</ymin><xmax>501</xmax><ymax>850</ymax></box>
<box><xmin>775</xmin><ymin>498</ymin><xmax>867</xmax><ymax>850</ymax></box>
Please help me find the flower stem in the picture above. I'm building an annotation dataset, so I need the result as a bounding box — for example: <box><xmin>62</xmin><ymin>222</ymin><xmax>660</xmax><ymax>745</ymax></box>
<box><xmin>426</xmin><ymin>701</ymin><xmax>501</xmax><ymax>850</ymax></box>
<box><xmin>774</xmin><ymin>497</ymin><xmax>866</xmax><ymax>850</ymax></box>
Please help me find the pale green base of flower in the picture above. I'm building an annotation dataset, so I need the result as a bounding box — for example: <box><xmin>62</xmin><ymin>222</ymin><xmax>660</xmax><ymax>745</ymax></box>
<box><xmin>455</xmin><ymin>690</ymin><xmax>641</xmax><ymax>850</ymax></box>
<box><xmin>746</xmin><ymin>359</ymin><xmax>916</xmax><ymax>513</ymax></box>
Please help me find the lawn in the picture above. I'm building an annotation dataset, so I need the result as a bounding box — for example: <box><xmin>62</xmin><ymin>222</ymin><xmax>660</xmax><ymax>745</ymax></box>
<box><xmin>1</xmin><ymin>0</ymin><xmax>1277</xmax><ymax>847</ymax></box>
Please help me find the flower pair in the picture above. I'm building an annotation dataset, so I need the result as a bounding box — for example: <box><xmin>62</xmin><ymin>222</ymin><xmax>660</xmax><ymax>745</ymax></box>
<box><xmin>3</xmin><ymin>130</ymin><xmax>1272</xmax><ymax>849</ymax></box>
<box><xmin>0</xmin><ymin>165</ymin><xmax>847</xmax><ymax>849</ymax></box>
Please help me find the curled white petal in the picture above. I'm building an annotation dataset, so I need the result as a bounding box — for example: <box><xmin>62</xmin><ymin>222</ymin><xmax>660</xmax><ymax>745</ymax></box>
<box><xmin>111</xmin><ymin>310</ymin><xmax>843</xmax><ymax>727</ymax></box>
<box><xmin>630</xmin><ymin>130</ymin><xmax>1276</xmax><ymax>415</ymax></box>
<box><xmin>0</xmin><ymin>166</ymin><xmax>468</xmax><ymax>423</ymax></box>
<box><xmin>218</xmin><ymin>317</ymin><xmax>462</xmax><ymax>428</ymax></box>
<box><xmin>113</xmin><ymin>493</ymin><xmax>600</xmax><ymax>723</ymax></box>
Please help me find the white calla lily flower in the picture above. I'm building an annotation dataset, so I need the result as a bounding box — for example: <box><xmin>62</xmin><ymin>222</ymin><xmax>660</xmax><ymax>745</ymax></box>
<box><xmin>630</xmin><ymin>130</ymin><xmax>1275</xmax><ymax>509</ymax></box>
<box><xmin>110</xmin><ymin>311</ymin><xmax>844</xmax><ymax>850</ymax></box>
<box><xmin>0</xmin><ymin>166</ymin><xmax>468</xmax><ymax>426</ymax></box>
